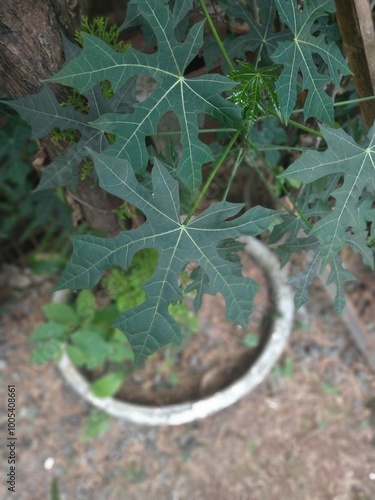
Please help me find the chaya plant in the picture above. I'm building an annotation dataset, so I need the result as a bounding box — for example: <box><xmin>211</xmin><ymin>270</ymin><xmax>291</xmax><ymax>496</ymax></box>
<box><xmin>3</xmin><ymin>0</ymin><xmax>375</xmax><ymax>366</ymax></box>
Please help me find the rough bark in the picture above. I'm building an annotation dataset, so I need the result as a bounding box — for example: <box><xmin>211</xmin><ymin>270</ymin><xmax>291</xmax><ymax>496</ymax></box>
<box><xmin>334</xmin><ymin>0</ymin><xmax>375</xmax><ymax>128</ymax></box>
<box><xmin>0</xmin><ymin>0</ymin><xmax>123</xmax><ymax>236</ymax></box>
<box><xmin>0</xmin><ymin>0</ymin><xmax>80</xmax><ymax>97</ymax></box>
<box><xmin>354</xmin><ymin>0</ymin><xmax>375</xmax><ymax>92</ymax></box>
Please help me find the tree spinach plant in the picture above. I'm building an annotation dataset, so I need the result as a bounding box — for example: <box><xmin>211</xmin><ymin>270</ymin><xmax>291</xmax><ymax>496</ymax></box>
<box><xmin>4</xmin><ymin>0</ymin><xmax>375</xmax><ymax>366</ymax></box>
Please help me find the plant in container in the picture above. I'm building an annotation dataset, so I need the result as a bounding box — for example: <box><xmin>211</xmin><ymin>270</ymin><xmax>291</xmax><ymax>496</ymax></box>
<box><xmin>2</xmin><ymin>0</ymin><xmax>374</xmax><ymax>423</ymax></box>
<box><xmin>30</xmin><ymin>242</ymin><xmax>293</xmax><ymax>425</ymax></box>
<box><xmin>30</xmin><ymin>248</ymin><xmax>199</xmax><ymax>400</ymax></box>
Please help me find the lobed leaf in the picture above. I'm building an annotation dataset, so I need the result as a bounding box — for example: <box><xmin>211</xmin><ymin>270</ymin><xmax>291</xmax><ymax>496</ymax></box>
<box><xmin>46</xmin><ymin>0</ymin><xmax>243</xmax><ymax>196</ymax></box>
<box><xmin>287</xmin><ymin>248</ymin><xmax>321</xmax><ymax>310</ymax></box>
<box><xmin>271</xmin><ymin>0</ymin><xmax>350</xmax><ymax>123</ymax></box>
<box><xmin>218</xmin><ymin>0</ymin><xmax>291</xmax><ymax>70</ymax></box>
<box><xmin>281</xmin><ymin>124</ymin><xmax>375</xmax><ymax>268</ymax></box>
<box><xmin>326</xmin><ymin>256</ymin><xmax>356</xmax><ymax>314</ymax></box>
<box><xmin>2</xmin><ymin>35</ymin><xmax>136</xmax><ymax>190</ymax></box>
<box><xmin>55</xmin><ymin>151</ymin><xmax>278</xmax><ymax>365</ymax></box>
<box><xmin>229</xmin><ymin>61</ymin><xmax>282</xmax><ymax>125</ymax></box>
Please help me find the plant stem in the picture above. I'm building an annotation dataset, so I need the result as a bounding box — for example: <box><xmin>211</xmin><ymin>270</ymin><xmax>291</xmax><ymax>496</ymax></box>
<box><xmin>152</xmin><ymin>127</ymin><xmax>237</xmax><ymax>136</ymax></box>
<box><xmin>296</xmin><ymin>95</ymin><xmax>375</xmax><ymax>112</ymax></box>
<box><xmin>255</xmin><ymin>145</ymin><xmax>309</xmax><ymax>152</ymax></box>
<box><xmin>256</xmin><ymin>96</ymin><xmax>375</xmax><ymax>122</ymax></box>
<box><xmin>334</xmin><ymin>94</ymin><xmax>375</xmax><ymax>107</ymax></box>
<box><xmin>245</xmin><ymin>140</ymin><xmax>312</xmax><ymax>227</ymax></box>
<box><xmin>222</xmin><ymin>147</ymin><xmax>243</xmax><ymax>201</ymax></box>
<box><xmin>287</xmin><ymin>119</ymin><xmax>323</xmax><ymax>138</ymax></box>
<box><xmin>183</xmin><ymin>130</ymin><xmax>241</xmax><ymax>225</ymax></box>
<box><xmin>199</xmin><ymin>0</ymin><xmax>234</xmax><ymax>71</ymax></box>
<box><xmin>242</xmin><ymin>149</ymin><xmax>292</xmax><ymax>216</ymax></box>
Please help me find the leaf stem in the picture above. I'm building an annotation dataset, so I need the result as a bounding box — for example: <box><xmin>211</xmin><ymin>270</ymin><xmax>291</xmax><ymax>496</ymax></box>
<box><xmin>199</xmin><ymin>0</ymin><xmax>234</xmax><ymax>71</ymax></box>
<box><xmin>334</xmin><ymin>94</ymin><xmax>375</xmax><ymax>107</ymax></box>
<box><xmin>293</xmin><ymin>95</ymin><xmax>375</xmax><ymax>113</ymax></box>
<box><xmin>222</xmin><ymin>147</ymin><xmax>244</xmax><ymax>201</ymax></box>
<box><xmin>255</xmin><ymin>96</ymin><xmax>375</xmax><ymax>122</ymax></box>
<box><xmin>151</xmin><ymin>127</ymin><xmax>237</xmax><ymax>136</ymax></box>
<box><xmin>254</xmin><ymin>145</ymin><xmax>309</xmax><ymax>152</ymax></box>
<box><xmin>287</xmin><ymin>119</ymin><xmax>323</xmax><ymax>138</ymax></box>
<box><xmin>242</xmin><ymin>148</ymin><xmax>292</xmax><ymax>216</ymax></box>
<box><xmin>245</xmin><ymin>140</ymin><xmax>311</xmax><ymax>227</ymax></box>
<box><xmin>183</xmin><ymin>130</ymin><xmax>241</xmax><ymax>225</ymax></box>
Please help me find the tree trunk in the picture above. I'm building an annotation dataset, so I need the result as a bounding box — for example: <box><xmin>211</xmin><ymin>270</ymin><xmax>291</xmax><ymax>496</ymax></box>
<box><xmin>0</xmin><ymin>0</ymin><xmax>123</xmax><ymax>236</ymax></box>
<box><xmin>334</xmin><ymin>0</ymin><xmax>375</xmax><ymax>128</ymax></box>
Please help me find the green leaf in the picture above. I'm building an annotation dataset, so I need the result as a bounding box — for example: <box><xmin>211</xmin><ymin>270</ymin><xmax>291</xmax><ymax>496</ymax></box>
<box><xmin>46</xmin><ymin>0</ymin><xmax>242</xmax><ymax>195</ymax></box>
<box><xmin>103</xmin><ymin>249</ymin><xmax>159</xmax><ymax>310</ymax></box>
<box><xmin>119</xmin><ymin>0</ymin><xmax>156</xmax><ymax>47</ymax></box>
<box><xmin>0</xmin><ymin>122</ymin><xmax>36</xmax><ymax>169</ymax></box>
<box><xmin>121</xmin><ymin>0</ymin><xmax>193</xmax><ymax>38</ymax></box>
<box><xmin>281</xmin><ymin>124</ymin><xmax>375</xmax><ymax>268</ymax></box>
<box><xmin>219</xmin><ymin>0</ymin><xmax>291</xmax><ymax>69</ymax></box>
<box><xmin>71</xmin><ymin>330</ymin><xmax>110</xmax><ymax>368</ymax></box>
<box><xmin>243</xmin><ymin>333</ymin><xmax>259</xmax><ymax>348</ymax></box>
<box><xmin>75</xmin><ymin>290</ymin><xmax>96</xmax><ymax>322</ymax></box>
<box><xmin>358</xmin><ymin>196</ymin><xmax>375</xmax><ymax>244</ymax></box>
<box><xmin>325</xmin><ymin>256</ymin><xmax>355</xmax><ymax>314</ymax></box>
<box><xmin>280</xmin><ymin>233</ymin><xmax>355</xmax><ymax>313</ymax></box>
<box><xmin>84</xmin><ymin>409</ymin><xmax>111</xmax><ymax>441</ymax></box>
<box><xmin>2</xmin><ymin>35</ymin><xmax>136</xmax><ymax>191</ymax></box>
<box><xmin>42</xmin><ymin>303</ymin><xmax>79</xmax><ymax>328</ymax></box>
<box><xmin>186</xmin><ymin>238</ymin><xmax>245</xmax><ymax>312</ymax></box>
<box><xmin>271</xmin><ymin>0</ymin><xmax>350</xmax><ymax>123</ymax></box>
<box><xmin>30</xmin><ymin>322</ymin><xmax>67</xmax><ymax>341</ymax></box>
<box><xmin>344</xmin><ymin>232</ymin><xmax>374</xmax><ymax>269</ymax></box>
<box><xmin>55</xmin><ymin>152</ymin><xmax>278</xmax><ymax>366</ymax></box>
<box><xmin>30</xmin><ymin>342</ymin><xmax>62</xmax><ymax>364</ymax></box>
<box><xmin>66</xmin><ymin>345</ymin><xmax>86</xmax><ymax>366</ymax></box>
<box><xmin>91</xmin><ymin>371</ymin><xmax>124</xmax><ymax>398</ymax></box>
<box><xmin>172</xmin><ymin>0</ymin><xmax>193</xmax><ymax>28</ymax></box>
<box><xmin>229</xmin><ymin>61</ymin><xmax>282</xmax><ymax>125</ymax></box>
<box><xmin>270</xmin><ymin>215</ymin><xmax>311</xmax><ymax>264</ymax></box>
<box><xmin>271</xmin><ymin>212</ymin><xmax>358</xmax><ymax>313</ymax></box>
<box><xmin>93</xmin><ymin>304</ymin><xmax>119</xmax><ymax>333</ymax></box>
<box><xmin>109</xmin><ymin>341</ymin><xmax>134</xmax><ymax>362</ymax></box>
<box><xmin>287</xmin><ymin>243</ymin><xmax>321</xmax><ymax>309</ymax></box>
<box><xmin>76</xmin><ymin>16</ymin><xmax>130</xmax><ymax>53</ymax></box>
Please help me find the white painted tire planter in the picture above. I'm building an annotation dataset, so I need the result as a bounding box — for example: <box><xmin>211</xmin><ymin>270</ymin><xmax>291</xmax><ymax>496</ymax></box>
<box><xmin>56</xmin><ymin>236</ymin><xmax>294</xmax><ymax>426</ymax></box>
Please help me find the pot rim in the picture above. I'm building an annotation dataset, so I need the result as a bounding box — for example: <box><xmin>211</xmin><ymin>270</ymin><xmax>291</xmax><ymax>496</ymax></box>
<box><xmin>56</xmin><ymin>236</ymin><xmax>294</xmax><ymax>426</ymax></box>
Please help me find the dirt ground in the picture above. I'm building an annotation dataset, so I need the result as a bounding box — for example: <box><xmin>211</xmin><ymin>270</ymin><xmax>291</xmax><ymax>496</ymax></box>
<box><xmin>1</xmin><ymin>259</ymin><xmax>375</xmax><ymax>500</ymax></box>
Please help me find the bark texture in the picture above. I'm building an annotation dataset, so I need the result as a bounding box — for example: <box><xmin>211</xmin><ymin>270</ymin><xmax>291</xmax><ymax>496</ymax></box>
<box><xmin>0</xmin><ymin>0</ymin><xmax>123</xmax><ymax>236</ymax></box>
<box><xmin>334</xmin><ymin>0</ymin><xmax>375</xmax><ymax>128</ymax></box>
<box><xmin>0</xmin><ymin>0</ymin><xmax>80</xmax><ymax>97</ymax></box>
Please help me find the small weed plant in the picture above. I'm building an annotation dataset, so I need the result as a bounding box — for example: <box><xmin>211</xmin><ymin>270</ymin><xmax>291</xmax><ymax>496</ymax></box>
<box><xmin>30</xmin><ymin>249</ymin><xmax>198</xmax><ymax>396</ymax></box>
<box><xmin>5</xmin><ymin>0</ymin><xmax>375</xmax><ymax>367</ymax></box>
